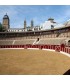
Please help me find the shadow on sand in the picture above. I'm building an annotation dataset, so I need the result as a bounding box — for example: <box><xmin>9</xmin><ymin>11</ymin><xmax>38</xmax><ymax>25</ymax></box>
<box><xmin>63</xmin><ymin>69</ymin><xmax>70</xmax><ymax>75</ymax></box>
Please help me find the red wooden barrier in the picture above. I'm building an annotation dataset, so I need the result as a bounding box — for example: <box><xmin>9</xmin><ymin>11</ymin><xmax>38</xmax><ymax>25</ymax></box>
<box><xmin>0</xmin><ymin>44</ymin><xmax>70</xmax><ymax>54</ymax></box>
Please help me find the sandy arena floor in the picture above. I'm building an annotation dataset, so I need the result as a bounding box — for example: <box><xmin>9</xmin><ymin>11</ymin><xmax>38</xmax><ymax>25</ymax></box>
<box><xmin>0</xmin><ymin>49</ymin><xmax>70</xmax><ymax>75</ymax></box>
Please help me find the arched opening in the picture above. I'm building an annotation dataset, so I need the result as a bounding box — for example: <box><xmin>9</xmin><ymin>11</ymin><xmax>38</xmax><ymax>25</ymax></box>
<box><xmin>37</xmin><ymin>38</ymin><xmax>39</xmax><ymax>41</ymax></box>
<box><xmin>68</xmin><ymin>40</ymin><xmax>70</xmax><ymax>46</ymax></box>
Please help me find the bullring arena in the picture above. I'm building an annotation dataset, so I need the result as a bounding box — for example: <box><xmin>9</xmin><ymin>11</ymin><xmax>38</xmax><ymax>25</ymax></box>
<box><xmin>0</xmin><ymin>14</ymin><xmax>70</xmax><ymax>75</ymax></box>
<box><xmin>0</xmin><ymin>49</ymin><xmax>70</xmax><ymax>75</ymax></box>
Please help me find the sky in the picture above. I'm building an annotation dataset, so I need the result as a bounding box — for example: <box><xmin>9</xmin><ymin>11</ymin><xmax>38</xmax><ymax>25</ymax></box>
<box><xmin>0</xmin><ymin>5</ymin><xmax>70</xmax><ymax>28</ymax></box>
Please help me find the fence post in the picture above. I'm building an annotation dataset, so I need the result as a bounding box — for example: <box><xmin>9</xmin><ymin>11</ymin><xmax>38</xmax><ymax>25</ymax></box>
<box><xmin>60</xmin><ymin>44</ymin><xmax>65</xmax><ymax>52</ymax></box>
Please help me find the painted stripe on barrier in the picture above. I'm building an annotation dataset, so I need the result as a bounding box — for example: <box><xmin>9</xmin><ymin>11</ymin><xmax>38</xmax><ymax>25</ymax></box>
<box><xmin>27</xmin><ymin>48</ymin><xmax>39</xmax><ymax>50</ymax></box>
<box><xmin>60</xmin><ymin>51</ymin><xmax>70</xmax><ymax>57</ymax></box>
<box><xmin>42</xmin><ymin>49</ymin><xmax>55</xmax><ymax>52</ymax></box>
<box><xmin>0</xmin><ymin>48</ymin><xmax>25</xmax><ymax>50</ymax></box>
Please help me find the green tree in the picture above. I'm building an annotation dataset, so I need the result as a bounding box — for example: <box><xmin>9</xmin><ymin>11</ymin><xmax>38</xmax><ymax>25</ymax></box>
<box><xmin>0</xmin><ymin>23</ymin><xmax>3</xmax><ymax>32</ymax></box>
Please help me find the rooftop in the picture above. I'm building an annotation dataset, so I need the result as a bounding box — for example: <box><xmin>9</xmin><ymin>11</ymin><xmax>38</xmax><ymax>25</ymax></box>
<box><xmin>3</xmin><ymin>13</ymin><xmax>9</xmax><ymax>19</ymax></box>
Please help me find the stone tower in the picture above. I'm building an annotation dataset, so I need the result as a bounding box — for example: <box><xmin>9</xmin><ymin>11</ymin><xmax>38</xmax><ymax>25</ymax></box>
<box><xmin>24</xmin><ymin>19</ymin><xmax>26</xmax><ymax>31</ymax></box>
<box><xmin>2</xmin><ymin>13</ymin><xmax>10</xmax><ymax>30</ymax></box>
<box><xmin>31</xmin><ymin>20</ymin><xmax>34</xmax><ymax>29</ymax></box>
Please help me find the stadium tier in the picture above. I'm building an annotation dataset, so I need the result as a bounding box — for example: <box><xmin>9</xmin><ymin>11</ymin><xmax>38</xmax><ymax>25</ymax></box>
<box><xmin>14</xmin><ymin>39</ymin><xmax>35</xmax><ymax>45</ymax></box>
<box><xmin>0</xmin><ymin>26</ymin><xmax>70</xmax><ymax>46</ymax></box>
<box><xmin>0</xmin><ymin>40</ymin><xmax>13</xmax><ymax>45</ymax></box>
<box><xmin>38</xmin><ymin>38</ymin><xmax>66</xmax><ymax>45</ymax></box>
<box><xmin>0</xmin><ymin>38</ymin><xmax>66</xmax><ymax>45</ymax></box>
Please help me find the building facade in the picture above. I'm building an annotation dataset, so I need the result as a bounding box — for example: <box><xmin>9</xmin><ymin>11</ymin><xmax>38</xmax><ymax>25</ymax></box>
<box><xmin>2</xmin><ymin>13</ymin><xmax>10</xmax><ymax>30</ymax></box>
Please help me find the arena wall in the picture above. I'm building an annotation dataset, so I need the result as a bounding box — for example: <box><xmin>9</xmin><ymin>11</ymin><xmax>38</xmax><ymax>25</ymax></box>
<box><xmin>0</xmin><ymin>44</ymin><xmax>70</xmax><ymax>54</ymax></box>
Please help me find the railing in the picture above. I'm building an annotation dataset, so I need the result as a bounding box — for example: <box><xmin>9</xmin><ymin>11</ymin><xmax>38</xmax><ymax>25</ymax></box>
<box><xmin>0</xmin><ymin>44</ymin><xmax>70</xmax><ymax>54</ymax></box>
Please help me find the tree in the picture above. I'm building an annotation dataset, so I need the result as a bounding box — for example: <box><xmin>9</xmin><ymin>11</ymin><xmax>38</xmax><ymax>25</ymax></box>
<box><xmin>0</xmin><ymin>23</ymin><xmax>2</xmax><ymax>32</ymax></box>
<box><xmin>0</xmin><ymin>23</ymin><xmax>5</xmax><ymax>32</ymax></box>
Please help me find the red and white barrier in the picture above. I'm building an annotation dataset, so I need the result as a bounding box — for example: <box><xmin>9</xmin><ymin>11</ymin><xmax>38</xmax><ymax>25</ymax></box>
<box><xmin>0</xmin><ymin>44</ymin><xmax>70</xmax><ymax>54</ymax></box>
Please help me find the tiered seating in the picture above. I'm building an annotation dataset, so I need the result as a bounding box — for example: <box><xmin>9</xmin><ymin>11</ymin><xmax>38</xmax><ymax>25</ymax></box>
<box><xmin>38</xmin><ymin>38</ymin><xmax>66</xmax><ymax>45</ymax></box>
<box><xmin>57</xmin><ymin>32</ymin><xmax>70</xmax><ymax>38</ymax></box>
<box><xmin>14</xmin><ymin>39</ymin><xmax>35</xmax><ymax>45</ymax></box>
<box><xmin>0</xmin><ymin>39</ymin><xmax>36</xmax><ymax>45</ymax></box>
<box><xmin>0</xmin><ymin>38</ymin><xmax>68</xmax><ymax>46</ymax></box>
<box><xmin>0</xmin><ymin>40</ymin><xmax>13</xmax><ymax>45</ymax></box>
<box><xmin>65</xmin><ymin>32</ymin><xmax>70</xmax><ymax>37</ymax></box>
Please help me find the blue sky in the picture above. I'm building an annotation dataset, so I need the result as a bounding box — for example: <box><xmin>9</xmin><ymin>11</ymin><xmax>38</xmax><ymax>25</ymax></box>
<box><xmin>0</xmin><ymin>5</ymin><xmax>70</xmax><ymax>28</ymax></box>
